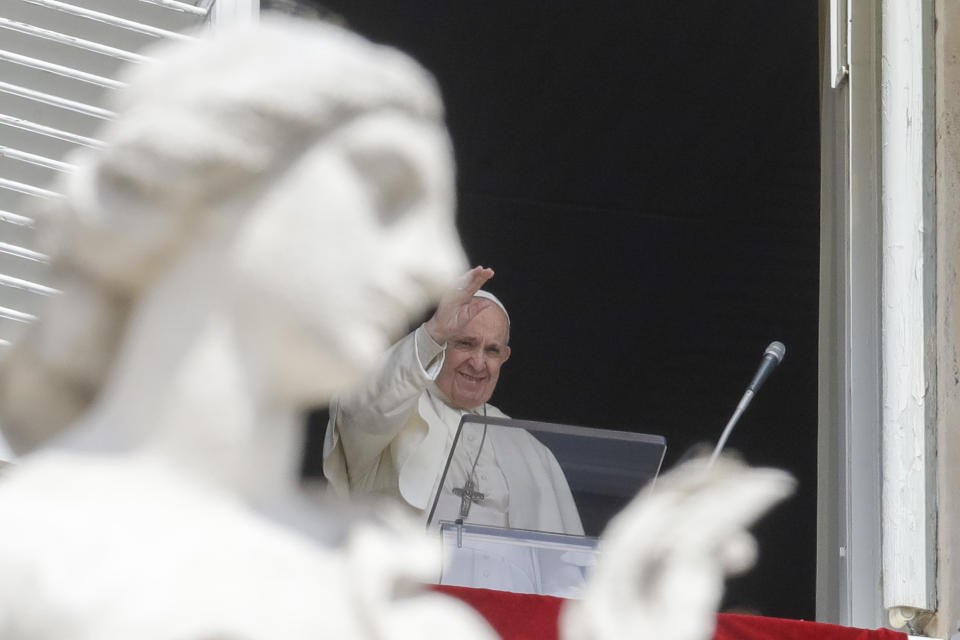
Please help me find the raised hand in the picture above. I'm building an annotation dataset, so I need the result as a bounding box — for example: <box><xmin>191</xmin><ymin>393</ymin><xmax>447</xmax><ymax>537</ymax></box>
<box><xmin>423</xmin><ymin>266</ymin><xmax>494</xmax><ymax>344</ymax></box>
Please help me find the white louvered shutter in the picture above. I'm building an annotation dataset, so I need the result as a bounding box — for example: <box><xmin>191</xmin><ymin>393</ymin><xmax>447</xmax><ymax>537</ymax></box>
<box><xmin>0</xmin><ymin>0</ymin><xmax>252</xmax><ymax>460</ymax></box>
<box><xmin>0</xmin><ymin>0</ymin><xmax>221</xmax><ymax>356</ymax></box>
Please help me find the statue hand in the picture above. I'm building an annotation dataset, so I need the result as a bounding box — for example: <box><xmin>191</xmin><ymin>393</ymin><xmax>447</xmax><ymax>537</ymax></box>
<box><xmin>561</xmin><ymin>457</ymin><xmax>794</xmax><ymax>640</ymax></box>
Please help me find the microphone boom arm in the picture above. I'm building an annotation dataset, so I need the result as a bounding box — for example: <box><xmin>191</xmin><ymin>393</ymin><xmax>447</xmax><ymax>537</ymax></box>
<box><xmin>707</xmin><ymin>341</ymin><xmax>785</xmax><ymax>467</ymax></box>
<box><xmin>708</xmin><ymin>389</ymin><xmax>755</xmax><ymax>466</ymax></box>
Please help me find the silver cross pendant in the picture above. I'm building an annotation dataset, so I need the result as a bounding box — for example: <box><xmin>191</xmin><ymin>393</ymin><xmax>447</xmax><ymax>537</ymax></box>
<box><xmin>452</xmin><ymin>477</ymin><xmax>485</xmax><ymax>519</ymax></box>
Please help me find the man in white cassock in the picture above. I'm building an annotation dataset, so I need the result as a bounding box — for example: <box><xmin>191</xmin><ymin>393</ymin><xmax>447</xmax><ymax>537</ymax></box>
<box><xmin>323</xmin><ymin>266</ymin><xmax>584</xmax><ymax>540</ymax></box>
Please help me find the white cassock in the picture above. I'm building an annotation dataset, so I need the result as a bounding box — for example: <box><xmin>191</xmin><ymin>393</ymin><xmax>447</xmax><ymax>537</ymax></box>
<box><xmin>322</xmin><ymin>326</ymin><xmax>584</xmax><ymax>536</ymax></box>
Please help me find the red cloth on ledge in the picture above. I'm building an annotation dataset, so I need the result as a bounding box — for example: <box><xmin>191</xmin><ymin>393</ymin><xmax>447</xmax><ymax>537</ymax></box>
<box><xmin>433</xmin><ymin>585</ymin><xmax>908</xmax><ymax>640</ymax></box>
<box><xmin>713</xmin><ymin>614</ymin><xmax>906</xmax><ymax>640</ymax></box>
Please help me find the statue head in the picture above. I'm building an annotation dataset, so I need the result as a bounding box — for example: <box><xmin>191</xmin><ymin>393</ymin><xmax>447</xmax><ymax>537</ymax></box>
<box><xmin>0</xmin><ymin>17</ymin><xmax>466</xmax><ymax>453</ymax></box>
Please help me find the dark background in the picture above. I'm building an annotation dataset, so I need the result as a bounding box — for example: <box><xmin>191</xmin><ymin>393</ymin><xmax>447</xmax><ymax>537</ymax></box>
<box><xmin>299</xmin><ymin>1</ymin><xmax>821</xmax><ymax>620</ymax></box>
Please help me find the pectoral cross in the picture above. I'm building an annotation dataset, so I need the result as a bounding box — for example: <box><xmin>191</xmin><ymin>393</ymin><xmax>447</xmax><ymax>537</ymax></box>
<box><xmin>452</xmin><ymin>477</ymin><xmax>485</xmax><ymax>519</ymax></box>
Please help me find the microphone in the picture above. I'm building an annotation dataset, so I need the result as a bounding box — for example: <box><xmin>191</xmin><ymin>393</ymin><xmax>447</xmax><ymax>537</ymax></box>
<box><xmin>747</xmin><ymin>341</ymin><xmax>787</xmax><ymax>394</ymax></box>
<box><xmin>708</xmin><ymin>341</ymin><xmax>787</xmax><ymax>466</ymax></box>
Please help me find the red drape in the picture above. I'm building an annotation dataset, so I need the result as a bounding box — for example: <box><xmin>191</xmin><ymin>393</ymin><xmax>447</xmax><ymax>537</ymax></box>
<box><xmin>434</xmin><ymin>585</ymin><xmax>908</xmax><ymax>640</ymax></box>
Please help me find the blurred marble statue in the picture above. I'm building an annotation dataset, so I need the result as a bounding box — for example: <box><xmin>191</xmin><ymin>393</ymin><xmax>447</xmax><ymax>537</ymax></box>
<box><xmin>0</xmin><ymin>15</ymin><xmax>497</xmax><ymax>640</ymax></box>
<box><xmin>0</xmin><ymin>12</ymin><xmax>794</xmax><ymax>640</ymax></box>
<box><xmin>561</xmin><ymin>457</ymin><xmax>794</xmax><ymax>640</ymax></box>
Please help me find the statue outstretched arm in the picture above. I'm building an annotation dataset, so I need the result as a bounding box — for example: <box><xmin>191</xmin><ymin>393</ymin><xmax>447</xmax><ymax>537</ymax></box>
<box><xmin>561</xmin><ymin>457</ymin><xmax>794</xmax><ymax>640</ymax></box>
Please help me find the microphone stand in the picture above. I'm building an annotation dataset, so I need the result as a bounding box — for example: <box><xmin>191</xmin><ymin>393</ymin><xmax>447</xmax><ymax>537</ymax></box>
<box><xmin>708</xmin><ymin>389</ymin><xmax>755</xmax><ymax>467</ymax></box>
<box><xmin>707</xmin><ymin>341</ymin><xmax>785</xmax><ymax>468</ymax></box>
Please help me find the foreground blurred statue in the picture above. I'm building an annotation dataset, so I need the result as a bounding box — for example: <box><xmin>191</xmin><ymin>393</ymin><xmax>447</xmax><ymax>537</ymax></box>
<box><xmin>561</xmin><ymin>458</ymin><xmax>793</xmax><ymax>640</ymax></box>
<box><xmin>0</xmin><ymin>15</ymin><xmax>793</xmax><ymax>640</ymax></box>
<box><xmin>0</xmin><ymin>16</ymin><xmax>499</xmax><ymax>640</ymax></box>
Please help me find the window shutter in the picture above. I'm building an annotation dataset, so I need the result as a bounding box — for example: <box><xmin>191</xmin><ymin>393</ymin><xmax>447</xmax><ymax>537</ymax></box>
<box><xmin>0</xmin><ymin>1</ymin><xmax>229</xmax><ymax>459</ymax></box>
<box><xmin>0</xmin><ymin>0</ymin><xmax>214</xmax><ymax>354</ymax></box>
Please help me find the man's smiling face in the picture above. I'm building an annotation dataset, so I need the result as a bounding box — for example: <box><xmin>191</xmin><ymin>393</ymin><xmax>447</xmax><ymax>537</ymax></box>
<box><xmin>434</xmin><ymin>304</ymin><xmax>511</xmax><ymax>410</ymax></box>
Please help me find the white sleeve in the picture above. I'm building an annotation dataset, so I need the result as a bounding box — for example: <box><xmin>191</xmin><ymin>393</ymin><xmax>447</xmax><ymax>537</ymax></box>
<box><xmin>414</xmin><ymin>324</ymin><xmax>446</xmax><ymax>376</ymax></box>
<box><xmin>323</xmin><ymin>325</ymin><xmax>445</xmax><ymax>488</ymax></box>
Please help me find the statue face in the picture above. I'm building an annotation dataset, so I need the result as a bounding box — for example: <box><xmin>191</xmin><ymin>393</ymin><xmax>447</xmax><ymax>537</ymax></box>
<box><xmin>231</xmin><ymin>111</ymin><xmax>466</xmax><ymax>404</ymax></box>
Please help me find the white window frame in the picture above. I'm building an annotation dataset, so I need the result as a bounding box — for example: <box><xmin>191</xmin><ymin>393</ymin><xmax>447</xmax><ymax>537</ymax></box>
<box><xmin>211</xmin><ymin>0</ymin><xmax>259</xmax><ymax>26</ymax></box>
<box><xmin>819</xmin><ymin>0</ymin><xmax>937</xmax><ymax>633</ymax></box>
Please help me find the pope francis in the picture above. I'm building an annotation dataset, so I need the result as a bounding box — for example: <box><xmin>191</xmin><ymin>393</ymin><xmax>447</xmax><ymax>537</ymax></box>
<box><xmin>323</xmin><ymin>266</ymin><xmax>584</xmax><ymax>535</ymax></box>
